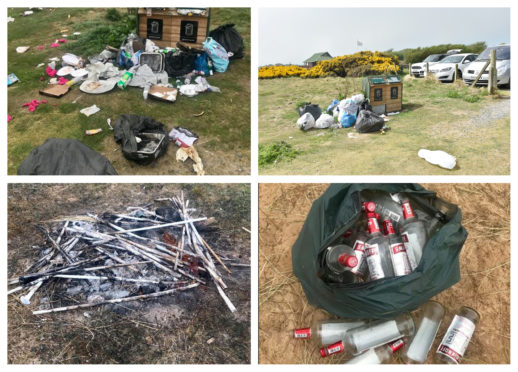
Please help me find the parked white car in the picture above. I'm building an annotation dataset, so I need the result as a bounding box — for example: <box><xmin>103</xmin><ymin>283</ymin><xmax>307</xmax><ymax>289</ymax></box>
<box><xmin>462</xmin><ymin>45</ymin><xmax>511</xmax><ymax>88</ymax></box>
<box><xmin>429</xmin><ymin>53</ymin><xmax>478</xmax><ymax>82</ymax></box>
<box><xmin>410</xmin><ymin>54</ymin><xmax>447</xmax><ymax>77</ymax></box>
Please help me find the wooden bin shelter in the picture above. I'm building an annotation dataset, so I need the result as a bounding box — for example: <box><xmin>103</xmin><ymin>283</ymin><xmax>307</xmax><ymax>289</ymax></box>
<box><xmin>361</xmin><ymin>76</ymin><xmax>402</xmax><ymax>114</ymax></box>
<box><xmin>138</xmin><ymin>8</ymin><xmax>211</xmax><ymax>49</ymax></box>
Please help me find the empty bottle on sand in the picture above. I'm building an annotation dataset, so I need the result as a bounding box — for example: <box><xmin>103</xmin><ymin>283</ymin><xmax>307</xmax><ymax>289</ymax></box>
<box><xmin>320</xmin><ymin>313</ymin><xmax>415</xmax><ymax>357</ymax></box>
<box><xmin>400</xmin><ymin>199</ymin><xmax>428</xmax><ymax>270</ymax></box>
<box><xmin>436</xmin><ymin>306</ymin><xmax>480</xmax><ymax>364</ymax></box>
<box><xmin>404</xmin><ymin>301</ymin><xmax>444</xmax><ymax>363</ymax></box>
<box><xmin>364</xmin><ymin>212</ymin><xmax>394</xmax><ymax>281</ymax></box>
<box><xmin>293</xmin><ymin>319</ymin><xmax>367</xmax><ymax>345</ymax></box>
<box><xmin>383</xmin><ymin>219</ymin><xmax>411</xmax><ymax>276</ymax></box>
<box><xmin>346</xmin><ymin>339</ymin><xmax>406</xmax><ymax>364</ymax></box>
<box><xmin>317</xmin><ymin>244</ymin><xmax>360</xmax><ymax>284</ymax></box>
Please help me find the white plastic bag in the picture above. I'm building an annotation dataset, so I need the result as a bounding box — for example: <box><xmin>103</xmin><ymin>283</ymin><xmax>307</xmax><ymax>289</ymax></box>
<box><xmin>296</xmin><ymin>112</ymin><xmax>315</xmax><ymax>130</ymax></box>
<box><xmin>418</xmin><ymin>149</ymin><xmax>456</xmax><ymax>170</ymax></box>
<box><xmin>315</xmin><ymin>114</ymin><xmax>334</xmax><ymax>129</ymax></box>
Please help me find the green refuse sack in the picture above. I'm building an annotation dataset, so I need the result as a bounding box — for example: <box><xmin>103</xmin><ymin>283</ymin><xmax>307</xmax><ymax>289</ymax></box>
<box><xmin>292</xmin><ymin>183</ymin><xmax>468</xmax><ymax>320</ymax></box>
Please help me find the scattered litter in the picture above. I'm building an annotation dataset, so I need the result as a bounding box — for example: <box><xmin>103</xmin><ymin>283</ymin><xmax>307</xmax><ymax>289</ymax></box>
<box><xmin>80</xmin><ymin>104</ymin><xmax>101</xmax><ymax>117</ymax></box>
<box><xmin>8</xmin><ymin>17</ymin><xmax>15</xmax><ymax>23</ymax></box>
<box><xmin>57</xmin><ymin>77</ymin><xmax>69</xmax><ymax>85</ymax></box>
<box><xmin>22</xmin><ymin>99</ymin><xmax>48</xmax><ymax>112</ymax></box>
<box><xmin>297</xmin><ymin>112</ymin><xmax>315</xmax><ymax>131</ymax></box>
<box><xmin>16</xmin><ymin>46</ymin><xmax>30</xmax><ymax>53</ymax></box>
<box><xmin>73</xmin><ymin>32</ymin><xmax>81</xmax><ymax>36</ymax></box>
<box><xmin>387</xmin><ymin>111</ymin><xmax>400</xmax><ymax>116</ymax></box>
<box><xmin>85</xmin><ymin>128</ymin><xmax>103</xmax><ymax>136</ymax></box>
<box><xmin>298</xmin><ymin>103</ymin><xmax>322</xmax><ymax>121</ymax></box>
<box><xmin>8</xmin><ymin>114</ymin><xmax>13</xmax><ymax>123</ymax></box>
<box><xmin>40</xmin><ymin>84</ymin><xmax>70</xmax><ymax>98</ymax></box>
<box><xmin>49</xmin><ymin>57</ymin><xmax>60</xmax><ymax>62</ymax></box>
<box><xmin>207</xmin><ymin>337</ymin><xmax>215</xmax><ymax>345</ymax></box>
<box><xmin>36</xmin><ymin>63</ymin><xmax>44</xmax><ymax>68</ymax></box>
<box><xmin>37</xmin><ymin>45</ymin><xmax>44</xmax><ymax>51</ymax></box>
<box><xmin>107</xmin><ymin>118</ymin><xmax>113</xmax><ymax>130</ymax></box>
<box><xmin>57</xmin><ymin>38</ymin><xmax>67</xmax><ymax>44</ymax></box>
<box><xmin>48</xmin><ymin>78</ymin><xmax>58</xmax><ymax>85</ymax></box>
<box><xmin>71</xmin><ymin>68</ymin><xmax>88</xmax><ymax>78</ymax></box>
<box><xmin>83</xmin><ymin>312</ymin><xmax>90</xmax><ymax>318</ymax></box>
<box><xmin>193</xmin><ymin>111</ymin><xmax>204</xmax><ymax>117</ymax></box>
<box><xmin>315</xmin><ymin>114</ymin><xmax>334</xmax><ymax>129</ymax></box>
<box><xmin>57</xmin><ymin>66</ymin><xmax>75</xmax><ymax>76</ymax></box>
<box><xmin>418</xmin><ymin>149</ymin><xmax>456</xmax><ymax>170</ymax></box>
<box><xmin>46</xmin><ymin>66</ymin><xmax>57</xmax><ymax>77</ymax></box>
<box><xmin>79</xmin><ymin>78</ymin><xmax>118</xmax><ymax>94</ymax></box>
<box><xmin>23</xmin><ymin>10</ymin><xmax>34</xmax><ymax>16</ymax></box>
<box><xmin>72</xmin><ymin>95</ymin><xmax>83</xmax><ymax>104</ymax></box>
<box><xmin>169</xmin><ymin>127</ymin><xmax>199</xmax><ymax>147</ymax></box>
<box><xmin>179</xmin><ymin>84</ymin><xmax>199</xmax><ymax>97</ymax></box>
<box><xmin>62</xmin><ymin>53</ymin><xmax>83</xmax><ymax>68</ymax></box>
<box><xmin>355</xmin><ymin>110</ymin><xmax>385</xmax><ymax>133</ymax></box>
<box><xmin>289</xmin><ymin>136</ymin><xmax>293</xmax><ymax>139</ymax></box>
<box><xmin>8</xmin><ymin>73</ymin><xmax>19</xmax><ymax>86</ymax></box>
<box><xmin>176</xmin><ymin>146</ymin><xmax>205</xmax><ymax>175</ymax></box>
<box><xmin>348</xmin><ymin>133</ymin><xmax>358</xmax><ymax>139</ymax></box>
<box><xmin>50</xmin><ymin>43</ymin><xmax>60</xmax><ymax>48</ymax></box>
<box><xmin>62</xmin><ymin>34</ymin><xmax>68</xmax><ymax>38</ymax></box>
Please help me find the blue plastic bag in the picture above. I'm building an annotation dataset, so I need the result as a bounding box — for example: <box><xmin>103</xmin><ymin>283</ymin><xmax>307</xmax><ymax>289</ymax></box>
<box><xmin>327</xmin><ymin>99</ymin><xmax>340</xmax><ymax>114</ymax></box>
<box><xmin>203</xmin><ymin>37</ymin><xmax>229</xmax><ymax>73</ymax></box>
<box><xmin>340</xmin><ymin>113</ymin><xmax>357</xmax><ymax>128</ymax></box>
<box><xmin>194</xmin><ymin>53</ymin><xmax>210</xmax><ymax>75</ymax></box>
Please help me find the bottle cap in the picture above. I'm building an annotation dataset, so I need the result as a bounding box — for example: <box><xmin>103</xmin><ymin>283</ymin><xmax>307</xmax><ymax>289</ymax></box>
<box><xmin>338</xmin><ymin>254</ymin><xmax>358</xmax><ymax>268</ymax></box>
<box><xmin>383</xmin><ymin>220</ymin><xmax>396</xmax><ymax>235</ymax></box>
<box><xmin>364</xmin><ymin>201</ymin><xmax>376</xmax><ymax>213</ymax></box>
<box><xmin>293</xmin><ymin>327</ymin><xmax>311</xmax><ymax>339</ymax></box>
<box><xmin>402</xmin><ymin>200</ymin><xmax>416</xmax><ymax>219</ymax></box>
<box><xmin>342</xmin><ymin>230</ymin><xmax>353</xmax><ymax>239</ymax></box>
<box><xmin>388</xmin><ymin>338</ymin><xmax>405</xmax><ymax>353</ymax></box>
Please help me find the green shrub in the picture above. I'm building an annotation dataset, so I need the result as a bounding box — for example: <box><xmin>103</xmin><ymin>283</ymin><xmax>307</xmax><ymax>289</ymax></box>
<box><xmin>462</xmin><ymin>95</ymin><xmax>481</xmax><ymax>103</ymax></box>
<box><xmin>106</xmin><ymin>8</ymin><xmax>122</xmax><ymax>21</ymax></box>
<box><xmin>447</xmin><ymin>90</ymin><xmax>461</xmax><ymax>98</ymax></box>
<box><xmin>259</xmin><ymin>141</ymin><xmax>301</xmax><ymax>167</ymax></box>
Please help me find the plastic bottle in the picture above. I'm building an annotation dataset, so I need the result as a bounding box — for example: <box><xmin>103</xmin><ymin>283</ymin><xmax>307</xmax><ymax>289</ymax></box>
<box><xmin>435</xmin><ymin>306</ymin><xmax>479</xmax><ymax>364</ymax></box>
<box><xmin>293</xmin><ymin>319</ymin><xmax>367</xmax><ymax>345</ymax></box>
<box><xmin>143</xmin><ymin>83</ymin><xmax>151</xmax><ymax>100</ymax></box>
<box><xmin>317</xmin><ymin>244</ymin><xmax>360</xmax><ymax>284</ymax></box>
<box><xmin>418</xmin><ymin>149</ymin><xmax>456</xmax><ymax>170</ymax></box>
<box><xmin>364</xmin><ymin>212</ymin><xmax>394</xmax><ymax>281</ymax></box>
<box><xmin>382</xmin><ymin>219</ymin><xmax>411</xmax><ymax>276</ymax></box>
<box><xmin>346</xmin><ymin>338</ymin><xmax>405</xmax><ymax>364</ymax></box>
<box><xmin>117</xmin><ymin>70</ymin><xmax>134</xmax><ymax>90</ymax></box>
<box><xmin>320</xmin><ymin>313</ymin><xmax>415</xmax><ymax>357</ymax></box>
<box><xmin>404</xmin><ymin>301</ymin><xmax>445</xmax><ymax>363</ymax></box>
<box><xmin>176</xmin><ymin>78</ymin><xmax>182</xmax><ymax>89</ymax></box>
<box><xmin>400</xmin><ymin>199</ymin><xmax>428</xmax><ymax>270</ymax></box>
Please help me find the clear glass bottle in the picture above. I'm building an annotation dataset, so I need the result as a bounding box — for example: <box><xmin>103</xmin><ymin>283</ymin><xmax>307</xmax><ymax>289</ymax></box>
<box><xmin>346</xmin><ymin>338</ymin><xmax>406</xmax><ymax>364</ymax></box>
<box><xmin>404</xmin><ymin>301</ymin><xmax>445</xmax><ymax>363</ymax></box>
<box><xmin>320</xmin><ymin>313</ymin><xmax>415</xmax><ymax>357</ymax></box>
<box><xmin>360</xmin><ymin>190</ymin><xmax>404</xmax><ymax>228</ymax></box>
<box><xmin>317</xmin><ymin>244</ymin><xmax>360</xmax><ymax>284</ymax></box>
<box><xmin>293</xmin><ymin>319</ymin><xmax>367</xmax><ymax>345</ymax></box>
<box><xmin>365</xmin><ymin>212</ymin><xmax>394</xmax><ymax>281</ymax></box>
<box><xmin>435</xmin><ymin>306</ymin><xmax>480</xmax><ymax>364</ymax></box>
<box><xmin>399</xmin><ymin>199</ymin><xmax>428</xmax><ymax>270</ymax></box>
<box><xmin>382</xmin><ymin>219</ymin><xmax>412</xmax><ymax>276</ymax></box>
<box><xmin>341</xmin><ymin>228</ymin><xmax>369</xmax><ymax>279</ymax></box>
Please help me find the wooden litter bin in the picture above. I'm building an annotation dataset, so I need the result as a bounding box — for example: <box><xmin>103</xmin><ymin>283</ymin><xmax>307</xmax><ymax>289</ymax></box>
<box><xmin>137</xmin><ymin>8</ymin><xmax>211</xmax><ymax>49</ymax></box>
<box><xmin>362</xmin><ymin>76</ymin><xmax>402</xmax><ymax>114</ymax></box>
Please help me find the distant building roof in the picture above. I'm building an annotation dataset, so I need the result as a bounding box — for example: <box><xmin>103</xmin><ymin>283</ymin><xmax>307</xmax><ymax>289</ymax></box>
<box><xmin>303</xmin><ymin>52</ymin><xmax>333</xmax><ymax>63</ymax></box>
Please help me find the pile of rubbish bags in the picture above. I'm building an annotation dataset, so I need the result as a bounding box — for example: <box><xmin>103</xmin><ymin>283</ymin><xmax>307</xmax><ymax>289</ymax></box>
<box><xmin>296</xmin><ymin>94</ymin><xmax>387</xmax><ymax>134</ymax></box>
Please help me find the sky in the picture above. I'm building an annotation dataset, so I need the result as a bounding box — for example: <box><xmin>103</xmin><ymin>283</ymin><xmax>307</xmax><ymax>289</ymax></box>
<box><xmin>258</xmin><ymin>8</ymin><xmax>510</xmax><ymax>65</ymax></box>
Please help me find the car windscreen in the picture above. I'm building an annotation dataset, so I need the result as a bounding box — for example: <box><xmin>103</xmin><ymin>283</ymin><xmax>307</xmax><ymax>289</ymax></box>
<box><xmin>476</xmin><ymin>46</ymin><xmax>510</xmax><ymax>61</ymax></box>
<box><xmin>440</xmin><ymin>55</ymin><xmax>464</xmax><ymax>63</ymax></box>
<box><xmin>423</xmin><ymin>55</ymin><xmax>442</xmax><ymax>62</ymax></box>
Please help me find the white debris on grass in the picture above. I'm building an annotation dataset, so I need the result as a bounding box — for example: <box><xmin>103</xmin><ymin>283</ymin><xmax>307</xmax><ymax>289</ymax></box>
<box><xmin>80</xmin><ymin>104</ymin><xmax>101</xmax><ymax>117</ymax></box>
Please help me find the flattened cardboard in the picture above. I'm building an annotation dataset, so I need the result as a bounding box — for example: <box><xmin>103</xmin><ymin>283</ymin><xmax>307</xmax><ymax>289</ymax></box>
<box><xmin>148</xmin><ymin>85</ymin><xmax>178</xmax><ymax>103</ymax></box>
<box><xmin>39</xmin><ymin>84</ymin><xmax>70</xmax><ymax>98</ymax></box>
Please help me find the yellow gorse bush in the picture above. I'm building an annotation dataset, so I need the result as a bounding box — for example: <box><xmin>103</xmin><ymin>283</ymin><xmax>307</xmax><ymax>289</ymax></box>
<box><xmin>259</xmin><ymin>51</ymin><xmax>400</xmax><ymax>79</ymax></box>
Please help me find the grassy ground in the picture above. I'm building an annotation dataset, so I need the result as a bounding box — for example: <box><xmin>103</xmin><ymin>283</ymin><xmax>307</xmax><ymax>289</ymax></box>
<box><xmin>259</xmin><ymin>183</ymin><xmax>510</xmax><ymax>364</ymax></box>
<box><xmin>258</xmin><ymin>76</ymin><xmax>509</xmax><ymax>175</ymax></box>
<box><xmin>8</xmin><ymin>8</ymin><xmax>250</xmax><ymax>175</ymax></box>
<box><xmin>8</xmin><ymin>183</ymin><xmax>251</xmax><ymax>364</ymax></box>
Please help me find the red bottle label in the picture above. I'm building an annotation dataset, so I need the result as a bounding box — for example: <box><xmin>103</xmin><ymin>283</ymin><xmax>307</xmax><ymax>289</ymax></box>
<box><xmin>402</xmin><ymin>201</ymin><xmax>416</xmax><ymax>219</ymax></box>
<box><xmin>389</xmin><ymin>338</ymin><xmax>405</xmax><ymax>353</ymax></box>
<box><xmin>367</xmin><ymin>217</ymin><xmax>381</xmax><ymax>234</ymax></box>
<box><xmin>320</xmin><ymin>340</ymin><xmax>345</xmax><ymax>357</ymax></box>
<box><xmin>293</xmin><ymin>328</ymin><xmax>311</xmax><ymax>339</ymax></box>
<box><xmin>437</xmin><ymin>344</ymin><xmax>462</xmax><ymax>363</ymax></box>
<box><xmin>383</xmin><ymin>220</ymin><xmax>396</xmax><ymax>235</ymax></box>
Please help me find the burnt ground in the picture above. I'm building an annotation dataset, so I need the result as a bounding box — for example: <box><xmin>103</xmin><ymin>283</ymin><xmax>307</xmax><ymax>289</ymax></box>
<box><xmin>8</xmin><ymin>183</ymin><xmax>250</xmax><ymax>364</ymax></box>
<box><xmin>259</xmin><ymin>183</ymin><xmax>510</xmax><ymax>364</ymax></box>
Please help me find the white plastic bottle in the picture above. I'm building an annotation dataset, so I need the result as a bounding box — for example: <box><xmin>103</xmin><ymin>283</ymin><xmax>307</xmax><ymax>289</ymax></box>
<box><xmin>436</xmin><ymin>306</ymin><xmax>480</xmax><ymax>364</ymax></box>
<box><xmin>346</xmin><ymin>338</ymin><xmax>405</xmax><ymax>364</ymax></box>
<box><xmin>404</xmin><ymin>301</ymin><xmax>445</xmax><ymax>363</ymax></box>
<box><xmin>418</xmin><ymin>149</ymin><xmax>456</xmax><ymax>170</ymax></box>
<box><xmin>293</xmin><ymin>319</ymin><xmax>366</xmax><ymax>345</ymax></box>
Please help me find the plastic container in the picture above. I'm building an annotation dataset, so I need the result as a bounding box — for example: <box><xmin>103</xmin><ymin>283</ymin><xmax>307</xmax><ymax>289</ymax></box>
<box><xmin>404</xmin><ymin>301</ymin><xmax>445</xmax><ymax>363</ymax></box>
<box><xmin>293</xmin><ymin>319</ymin><xmax>367</xmax><ymax>346</ymax></box>
<box><xmin>436</xmin><ymin>306</ymin><xmax>479</xmax><ymax>364</ymax></box>
<box><xmin>117</xmin><ymin>70</ymin><xmax>134</xmax><ymax>90</ymax></box>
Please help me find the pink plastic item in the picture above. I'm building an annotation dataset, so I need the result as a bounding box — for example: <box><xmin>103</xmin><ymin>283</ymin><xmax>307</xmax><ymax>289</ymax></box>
<box><xmin>37</xmin><ymin>45</ymin><xmax>44</xmax><ymax>50</ymax></box>
<box><xmin>58</xmin><ymin>38</ymin><xmax>67</xmax><ymax>43</ymax></box>
<box><xmin>50</xmin><ymin>43</ymin><xmax>60</xmax><ymax>48</ymax></box>
<box><xmin>45</xmin><ymin>66</ymin><xmax>57</xmax><ymax>77</ymax></box>
<box><xmin>8</xmin><ymin>114</ymin><xmax>12</xmax><ymax>123</ymax></box>
<box><xmin>57</xmin><ymin>77</ymin><xmax>68</xmax><ymax>85</ymax></box>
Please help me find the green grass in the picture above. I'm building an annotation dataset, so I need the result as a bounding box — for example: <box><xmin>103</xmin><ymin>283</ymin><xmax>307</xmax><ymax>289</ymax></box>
<box><xmin>258</xmin><ymin>141</ymin><xmax>301</xmax><ymax>166</ymax></box>
<box><xmin>259</xmin><ymin>76</ymin><xmax>510</xmax><ymax>175</ymax></box>
<box><xmin>8</xmin><ymin>7</ymin><xmax>250</xmax><ymax>175</ymax></box>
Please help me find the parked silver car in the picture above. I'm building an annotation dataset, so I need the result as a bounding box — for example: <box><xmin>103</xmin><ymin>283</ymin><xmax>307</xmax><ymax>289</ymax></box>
<box><xmin>411</xmin><ymin>54</ymin><xmax>447</xmax><ymax>77</ymax></box>
<box><xmin>462</xmin><ymin>45</ymin><xmax>510</xmax><ymax>88</ymax></box>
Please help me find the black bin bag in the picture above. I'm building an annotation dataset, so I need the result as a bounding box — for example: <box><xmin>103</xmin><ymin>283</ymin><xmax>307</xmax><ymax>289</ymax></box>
<box><xmin>292</xmin><ymin>184</ymin><xmax>468</xmax><ymax>320</ymax></box>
